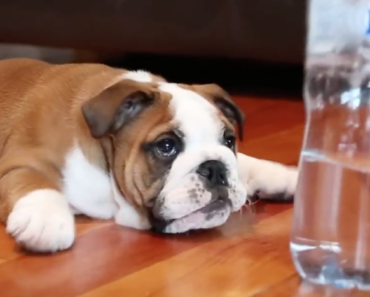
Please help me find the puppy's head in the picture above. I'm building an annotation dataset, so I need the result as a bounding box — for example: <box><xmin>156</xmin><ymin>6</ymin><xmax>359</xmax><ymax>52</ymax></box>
<box><xmin>82</xmin><ymin>75</ymin><xmax>246</xmax><ymax>234</ymax></box>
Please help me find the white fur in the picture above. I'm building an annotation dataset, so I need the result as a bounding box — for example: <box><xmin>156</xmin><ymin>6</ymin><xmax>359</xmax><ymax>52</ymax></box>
<box><xmin>161</xmin><ymin>83</ymin><xmax>224</xmax><ymax>151</ymax></box>
<box><xmin>159</xmin><ymin>172</ymin><xmax>213</xmax><ymax>220</ymax></box>
<box><xmin>121</xmin><ymin>70</ymin><xmax>153</xmax><ymax>83</ymax></box>
<box><xmin>62</xmin><ymin>145</ymin><xmax>149</xmax><ymax>230</ymax></box>
<box><xmin>159</xmin><ymin>145</ymin><xmax>246</xmax><ymax>218</ymax></box>
<box><xmin>62</xmin><ymin>145</ymin><xmax>117</xmax><ymax>219</ymax></box>
<box><xmin>237</xmin><ymin>153</ymin><xmax>298</xmax><ymax>199</ymax></box>
<box><xmin>6</xmin><ymin>189</ymin><xmax>75</xmax><ymax>252</ymax></box>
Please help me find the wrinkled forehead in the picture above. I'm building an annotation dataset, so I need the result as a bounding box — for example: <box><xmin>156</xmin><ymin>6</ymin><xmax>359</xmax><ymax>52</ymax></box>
<box><xmin>159</xmin><ymin>83</ymin><xmax>225</xmax><ymax>149</ymax></box>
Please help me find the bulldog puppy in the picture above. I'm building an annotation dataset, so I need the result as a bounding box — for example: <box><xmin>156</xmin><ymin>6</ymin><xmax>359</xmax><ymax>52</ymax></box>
<box><xmin>0</xmin><ymin>58</ymin><xmax>298</xmax><ymax>253</ymax></box>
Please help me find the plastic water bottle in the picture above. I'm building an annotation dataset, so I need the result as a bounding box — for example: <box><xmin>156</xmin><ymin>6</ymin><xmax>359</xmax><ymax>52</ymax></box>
<box><xmin>290</xmin><ymin>0</ymin><xmax>370</xmax><ymax>290</ymax></box>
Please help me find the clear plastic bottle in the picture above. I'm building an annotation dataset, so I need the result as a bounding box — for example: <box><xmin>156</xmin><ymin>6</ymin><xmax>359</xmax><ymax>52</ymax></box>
<box><xmin>290</xmin><ymin>0</ymin><xmax>370</xmax><ymax>290</ymax></box>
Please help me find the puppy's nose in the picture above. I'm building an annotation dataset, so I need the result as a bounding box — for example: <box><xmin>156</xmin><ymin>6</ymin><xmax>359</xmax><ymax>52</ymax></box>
<box><xmin>196</xmin><ymin>160</ymin><xmax>228</xmax><ymax>187</ymax></box>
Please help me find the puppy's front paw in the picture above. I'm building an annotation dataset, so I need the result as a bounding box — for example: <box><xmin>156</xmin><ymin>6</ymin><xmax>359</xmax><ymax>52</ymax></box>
<box><xmin>249</xmin><ymin>165</ymin><xmax>298</xmax><ymax>200</ymax></box>
<box><xmin>6</xmin><ymin>189</ymin><xmax>75</xmax><ymax>253</ymax></box>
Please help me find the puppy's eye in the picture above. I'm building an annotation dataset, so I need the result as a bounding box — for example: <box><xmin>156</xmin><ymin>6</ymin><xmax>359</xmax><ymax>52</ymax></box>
<box><xmin>155</xmin><ymin>137</ymin><xmax>179</xmax><ymax>158</ymax></box>
<box><xmin>224</xmin><ymin>135</ymin><xmax>236</xmax><ymax>150</ymax></box>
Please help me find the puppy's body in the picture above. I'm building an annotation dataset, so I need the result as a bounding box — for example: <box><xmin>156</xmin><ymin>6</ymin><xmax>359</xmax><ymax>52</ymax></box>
<box><xmin>0</xmin><ymin>59</ymin><xmax>298</xmax><ymax>253</ymax></box>
<box><xmin>0</xmin><ymin>59</ymin><xmax>127</xmax><ymax>251</ymax></box>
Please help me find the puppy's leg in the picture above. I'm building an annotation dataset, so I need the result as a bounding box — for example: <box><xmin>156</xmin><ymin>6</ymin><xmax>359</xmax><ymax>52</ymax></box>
<box><xmin>237</xmin><ymin>153</ymin><xmax>298</xmax><ymax>200</ymax></box>
<box><xmin>0</xmin><ymin>167</ymin><xmax>74</xmax><ymax>253</ymax></box>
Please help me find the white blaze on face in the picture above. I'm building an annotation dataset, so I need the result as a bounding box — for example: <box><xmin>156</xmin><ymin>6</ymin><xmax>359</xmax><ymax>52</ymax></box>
<box><xmin>121</xmin><ymin>70</ymin><xmax>154</xmax><ymax>82</ymax></box>
<box><xmin>156</xmin><ymin>83</ymin><xmax>247</xmax><ymax>232</ymax></box>
<box><xmin>160</xmin><ymin>83</ymin><xmax>224</xmax><ymax>149</ymax></box>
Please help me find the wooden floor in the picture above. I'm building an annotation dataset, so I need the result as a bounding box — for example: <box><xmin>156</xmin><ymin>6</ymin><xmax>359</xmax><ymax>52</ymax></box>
<box><xmin>0</xmin><ymin>94</ymin><xmax>365</xmax><ymax>297</ymax></box>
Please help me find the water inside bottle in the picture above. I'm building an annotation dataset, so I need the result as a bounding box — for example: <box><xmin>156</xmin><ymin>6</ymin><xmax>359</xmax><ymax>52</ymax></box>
<box><xmin>291</xmin><ymin>54</ymin><xmax>370</xmax><ymax>288</ymax></box>
<box><xmin>291</xmin><ymin>149</ymin><xmax>370</xmax><ymax>290</ymax></box>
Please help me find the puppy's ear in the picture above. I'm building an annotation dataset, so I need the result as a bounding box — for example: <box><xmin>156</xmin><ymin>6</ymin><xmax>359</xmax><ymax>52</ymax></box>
<box><xmin>82</xmin><ymin>80</ymin><xmax>157</xmax><ymax>138</ymax></box>
<box><xmin>192</xmin><ymin>84</ymin><xmax>246</xmax><ymax>141</ymax></box>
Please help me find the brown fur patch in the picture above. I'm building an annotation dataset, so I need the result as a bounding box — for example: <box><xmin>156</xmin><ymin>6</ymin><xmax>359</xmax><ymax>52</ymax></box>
<box><xmin>107</xmin><ymin>90</ymin><xmax>174</xmax><ymax>210</ymax></box>
<box><xmin>0</xmin><ymin>58</ymin><xmax>167</xmax><ymax>222</ymax></box>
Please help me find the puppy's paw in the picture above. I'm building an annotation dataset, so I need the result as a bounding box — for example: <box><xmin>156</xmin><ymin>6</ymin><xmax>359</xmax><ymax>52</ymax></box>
<box><xmin>248</xmin><ymin>165</ymin><xmax>298</xmax><ymax>200</ymax></box>
<box><xmin>6</xmin><ymin>189</ymin><xmax>75</xmax><ymax>253</ymax></box>
<box><xmin>237</xmin><ymin>153</ymin><xmax>298</xmax><ymax>200</ymax></box>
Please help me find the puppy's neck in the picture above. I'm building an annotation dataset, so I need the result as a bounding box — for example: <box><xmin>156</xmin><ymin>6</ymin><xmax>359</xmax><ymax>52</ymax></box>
<box><xmin>69</xmin><ymin>120</ymin><xmax>150</xmax><ymax>230</ymax></box>
<box><xmin>61</xmin><ymin>107</ymin><xmax>117</xmax><ymax>219</ymax></box>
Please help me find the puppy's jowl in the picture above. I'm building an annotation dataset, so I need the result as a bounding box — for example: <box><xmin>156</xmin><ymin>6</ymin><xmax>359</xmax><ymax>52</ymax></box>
<box><xmin>0</xmin><ymin>58</ymin><xmax>298</xmax><ymax>253</ymax></box>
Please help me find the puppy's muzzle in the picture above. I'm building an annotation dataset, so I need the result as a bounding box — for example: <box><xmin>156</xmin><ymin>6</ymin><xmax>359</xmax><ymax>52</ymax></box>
<box><xmin>150</xmin><ymin>160</ymin><xmax>231</xmax><ymax>233</ymax></box>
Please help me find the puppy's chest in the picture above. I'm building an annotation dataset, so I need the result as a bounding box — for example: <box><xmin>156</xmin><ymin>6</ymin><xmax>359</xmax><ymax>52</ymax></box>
<box><xmin>61</xmin><ymin>146</ymin><xmax>118</xmax><ymax>219</ymax></box>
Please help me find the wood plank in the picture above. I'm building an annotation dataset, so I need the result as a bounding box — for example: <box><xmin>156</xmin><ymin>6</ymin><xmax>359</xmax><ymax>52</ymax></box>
<box><xmin>79</xmin><ymin>210</ymin><xmax>295</xmax><ymax>297</ymax></box>
<box><xmin>0</xmin><ymin>202</ymin><xmax>291</xmax><ymax>297</ymax></box>
<box><xmin>242</xmin><ymin>125</ymin><xmax>304</xmax><ymax>165</ymax></box>
<box><xmin>0</xmin><ymin>231</ymin><xmax>18</xmax><ymax>261</ymax></box>
<box><xmin>0</xmin><ymin>216</ymin><xmax>113</xmax><ymax>262</ymax></box>
<box><xmin>244</xmin><ymin>100</ymin><xmax>304</xmax><ymax>142</ymax></box>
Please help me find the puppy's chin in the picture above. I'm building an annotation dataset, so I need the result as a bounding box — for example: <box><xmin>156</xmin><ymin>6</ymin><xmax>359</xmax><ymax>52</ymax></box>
<box><xmin>150</xmin><ymin>198</ymin><xmax>231</xmax><ymax>234</ymax></box>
